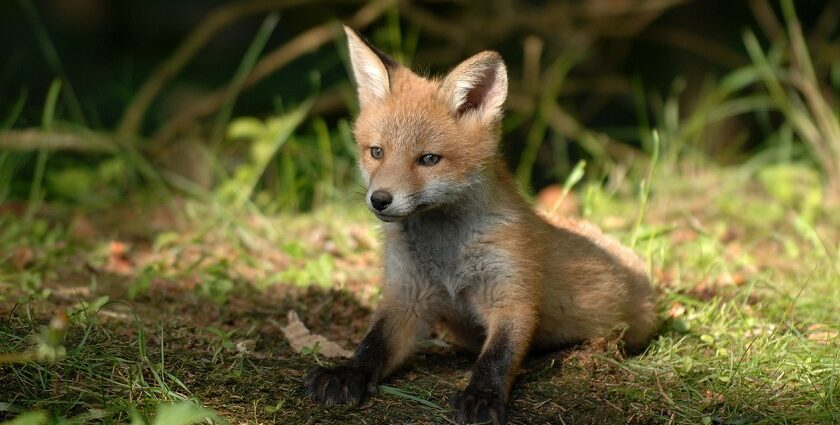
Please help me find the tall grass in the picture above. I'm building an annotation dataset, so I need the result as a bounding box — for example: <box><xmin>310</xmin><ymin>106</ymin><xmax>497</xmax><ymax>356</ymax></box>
<box><xmin>742</xmin><ymin>0</ymin><xmax>840</xmax><ymax>199</ymax></box>
<box><xmin>24</xmin><ymin>79</ymin><xmax>61</xmax><ymax>221</ymax></box>
<box><xmin>3</xmin><ymin>0</ymin><xmax>838</xmax><ymax>213</ymax></box>
<box><xmin>15</xmin><ymin>0</ymin><xmax>86</xmax><ymax>125</ymax></box>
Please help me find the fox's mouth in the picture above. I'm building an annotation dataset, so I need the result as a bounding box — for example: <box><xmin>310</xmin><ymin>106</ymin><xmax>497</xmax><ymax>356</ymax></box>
<box><xmin>373</xmin><ymin>211</ymin><xmax>410</xmax><ymax>222</ymax></box>
<box><xmin>371</xmin><ymin>202</ymin><xmax>436</xmax><ymax>222</ymax></box>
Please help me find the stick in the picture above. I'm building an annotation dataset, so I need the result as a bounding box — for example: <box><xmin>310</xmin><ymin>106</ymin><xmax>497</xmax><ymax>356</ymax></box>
<box><xmin>0</xmin><ymin>129</ymin><xmax>119</xmax><ymax>153</ymax></box>
<box><xmin>117</xmin><ymin>0</ymin><xmax>353</xmax><ymax>137</ymax></box>
<box><xmin>152</xmin><ymin>0</ymin><xmax>398</xmax><ymax>145</ymax></box>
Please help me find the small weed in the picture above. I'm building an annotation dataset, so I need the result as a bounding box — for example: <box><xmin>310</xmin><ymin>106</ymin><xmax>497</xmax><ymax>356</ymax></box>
<box><xmin>206</xmin><ymin>327</ymin><xmax>237</xmax><ymax>365</ymax></box>
<box><xmin>300</xmin><ymin>341</ymin><xmax>323</xmax><ymax>367</ymax></box>
<box><xmin>378</xmin><ymin>384</ymin><xmax>445</xmax><ymax>411</ymax></box>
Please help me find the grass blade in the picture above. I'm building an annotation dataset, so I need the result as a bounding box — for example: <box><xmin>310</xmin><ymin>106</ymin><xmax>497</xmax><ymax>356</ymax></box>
<box><xmin>25</xmin><ymin>78</ymin><xmax>61</xmax><ymax>220</ymax></box>
<box><xmin>210</xmin><ymin>12</ymin><xmax>281</xmax><ymax>149</ymax></box>
<box><xmin>1</xmin><ymin>89</ymin><xmax>28</xmax><ymax>130</ymax></box>
<box><xmin>40</xmin><ymin>79</ymin><xmax>61</xmax><ymax>130</ymax></box>
<box><xmin>16</xmin><ymin>0</ymin><xmax>86</xmax><ymax>125</ymax></box>
<box><xmin>378</xmin><ymin>384</ymin><xmax>444</xmax><ymax>411</ymax></box>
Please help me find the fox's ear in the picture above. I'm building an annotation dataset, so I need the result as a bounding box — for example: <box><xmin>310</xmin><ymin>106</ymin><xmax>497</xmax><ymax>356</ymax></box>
<box><xmin>343</xmin><ymin>25</ymin><xmax>396</xmax><ymax>109</ymax></box>
<box><xmin>439</xmin><ymin>51</ymin><xmax>508</xmax><ymax>123</ymax></box>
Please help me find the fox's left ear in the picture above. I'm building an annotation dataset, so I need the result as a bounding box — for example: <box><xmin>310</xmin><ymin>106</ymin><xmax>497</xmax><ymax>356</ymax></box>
<box><xmin>439</xmin><ymin>51</ymin><xmax>508</xmax><ymax>123</ymax></box>
<box><xmin>343</xmin><ymin>25</ymin><xmax>397</xmax><ymax>109</ymax></box>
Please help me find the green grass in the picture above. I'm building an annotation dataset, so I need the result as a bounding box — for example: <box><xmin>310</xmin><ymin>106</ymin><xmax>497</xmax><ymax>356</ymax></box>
<box><xmin>1</xmin><ymin>164</ymin><xmax>838</xmax><ymax>424</ymax></box>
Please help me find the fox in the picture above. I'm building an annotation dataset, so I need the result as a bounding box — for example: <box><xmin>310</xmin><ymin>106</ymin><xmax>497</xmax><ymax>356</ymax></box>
<box><xmin>304</xmin><ymin>26</ymin><xmax>657</xmax><ymax>424</ymax></box>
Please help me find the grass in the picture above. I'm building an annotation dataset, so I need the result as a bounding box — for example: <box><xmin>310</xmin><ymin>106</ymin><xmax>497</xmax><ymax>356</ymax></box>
<box><xmin>1</xmin><ymin>161</ymin><xmax>838</xmax><ymax>424</ymax></box>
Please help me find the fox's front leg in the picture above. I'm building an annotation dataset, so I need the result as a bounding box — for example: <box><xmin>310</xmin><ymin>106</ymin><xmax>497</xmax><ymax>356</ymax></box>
<box><xmin>304</xmin><ymin>282</ymin><xmax>443</xmax><ymax>405</ymax></box>
<box><xmin>451</xmin><ymin>289</ymin><xmax>538</xmax><ymax>424</ymax></box>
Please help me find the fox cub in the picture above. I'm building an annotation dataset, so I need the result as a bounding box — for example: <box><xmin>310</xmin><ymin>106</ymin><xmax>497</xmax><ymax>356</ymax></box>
<box><xmin>304</xmin><ymin>26</ymin><xmax>656</xmax><ymax>424</ymax></box>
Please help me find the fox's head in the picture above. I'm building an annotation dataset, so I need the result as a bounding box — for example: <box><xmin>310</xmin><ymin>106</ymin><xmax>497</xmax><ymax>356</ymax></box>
<box><xmin>344</xmin><ymin>26</ymin><xmax>508</xmax><ymax>222</ymax></box>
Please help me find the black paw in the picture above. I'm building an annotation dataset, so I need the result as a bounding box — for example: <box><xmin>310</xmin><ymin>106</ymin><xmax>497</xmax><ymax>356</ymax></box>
<box><xmin>304</xmin><ymin>365</ymin><xmax>371</xmax><ymax>405</ymax></box>
<box><xmin>450</xmin><ymin>387</ymin><xmax>507</xmax><ymax>424</ymax></box>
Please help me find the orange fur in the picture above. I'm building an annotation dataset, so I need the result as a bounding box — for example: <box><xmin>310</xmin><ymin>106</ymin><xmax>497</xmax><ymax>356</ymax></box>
<box><xmin>305</xmin><ymin>27</ymin><xmax>657</xmax><ymax>425</ymax></box>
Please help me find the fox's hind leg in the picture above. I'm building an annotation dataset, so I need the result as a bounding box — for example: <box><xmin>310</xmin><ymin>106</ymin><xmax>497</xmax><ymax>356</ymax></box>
<box><xmin>304</xmin><ymin>281</ymin><xmax>445</xmax><ymax>405</ymax></box>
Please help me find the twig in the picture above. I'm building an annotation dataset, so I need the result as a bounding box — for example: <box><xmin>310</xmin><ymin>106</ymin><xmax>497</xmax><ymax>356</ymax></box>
<box><xmin>152</xmin><ymin>0</ymin><xmax>398</xmax><ymax>146</ymax></box>
<box><xmin>644</xmin><ymin>27</ymin><xmax>747</xmax><ymax>68</ymax></box>
<box><xmin>0</xmin><ymin>129</ymin><xmax>120</xmax><ymax>153</ymax></box>
<box><xmin>0</xmin><ymin>351</ymin><xmax>35</xmax><ymax>364</ymax></box>
<box><xmin>209</xmin><ymin>12</ymin><xmax>281</xmax><ymax>148</ymax></box>
<box><xmin>654</xmin><ymin>373</ymin><xmax>675</xmax><ymax>406</ymax></box>
<box><xmin>522</xmin><ymin>36</ymin><xmax>543</xmax><ymax>95</ymax></box>
<box><xmin>748</xmin><ymin>0</ymin><xmax>784</xmax><ymax>41</ymax></box>
<box><xmin>812</xmin><ymin>1</ymin><xmax>840</xmax><ymax>46</ymax></box>
<box><xmin>17</xmin><ymin>0</ymin><xmax>87</xmax><ymax>125</ymax></box>
<box><xmin>117</xmin><ymin>0</ymin><xmax>343</xmax><ymax>137</ymax></box>
<box><xmin>542</xmin><ymin>98</ymin><xmax>643</xmax><ymax>163</ymax></box>
<box><xmin>507</xmin><ymin>90</ymin><xmax>643</xmax><ymax>165</ymax></box>
<box><xmin>400</xmin><ymin>2</ymin><xmax>468</xmax><ymax>44</ymax></box>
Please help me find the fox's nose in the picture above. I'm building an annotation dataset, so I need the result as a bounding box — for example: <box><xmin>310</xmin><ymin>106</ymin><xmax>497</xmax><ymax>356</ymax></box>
<box><xmin>370</xmin><ymin>190</ymin><xmax>393</xmax><ymax>211</ymax></box>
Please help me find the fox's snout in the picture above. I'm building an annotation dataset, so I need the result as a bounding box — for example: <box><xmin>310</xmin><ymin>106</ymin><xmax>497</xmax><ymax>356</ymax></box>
<box><xmin>365</xmin><ymin>186</ymin><xmax>413</xmax><ymax>222</ymax></box>
<box><xmin>369</xmin><ymin>190</ymin><xmax>392</xmax><ymax>211</ymax></box>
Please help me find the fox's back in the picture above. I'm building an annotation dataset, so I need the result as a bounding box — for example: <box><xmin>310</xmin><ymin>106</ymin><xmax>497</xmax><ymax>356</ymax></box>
<box><xmin>533</xmin><ymin>215</ymin><xmax>656</xmax><ymax>350</ymax></box>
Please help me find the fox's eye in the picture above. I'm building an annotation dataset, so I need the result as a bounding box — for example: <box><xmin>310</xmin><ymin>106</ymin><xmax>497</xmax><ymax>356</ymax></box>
<box><xmin>418</xmin><ymin>154</ymin><xmax>441</xmax><ymax>166</ymax></box>
<box><xmin>370</xmin><ymin>147</ymin><xmax>383</xmax><ymax>159</ymax></box>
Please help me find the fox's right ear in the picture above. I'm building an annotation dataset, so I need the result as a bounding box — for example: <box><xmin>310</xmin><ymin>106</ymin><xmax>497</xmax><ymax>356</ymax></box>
<box><xmin>439</xmin><ymin>51</ymin><xmax>508</xmax><ymax>124</ymax></box>
<box><xmin>343</xmin><ymin>26</ymin><xmax>396</xmax><ymax>109</ymax></box>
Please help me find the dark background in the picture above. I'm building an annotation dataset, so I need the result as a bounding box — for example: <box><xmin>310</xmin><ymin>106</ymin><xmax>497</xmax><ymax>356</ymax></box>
<box><xmin>1</xmin><ymin>0</ymin><xmax>837</xmax><ymax>203</ymax></box>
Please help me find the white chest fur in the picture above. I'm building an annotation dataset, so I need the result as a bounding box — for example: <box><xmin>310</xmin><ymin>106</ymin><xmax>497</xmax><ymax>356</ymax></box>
<box><xmin>383</xmin><ymin>209</ymin><xmax>512</xmax><ymax>300</ymax></box>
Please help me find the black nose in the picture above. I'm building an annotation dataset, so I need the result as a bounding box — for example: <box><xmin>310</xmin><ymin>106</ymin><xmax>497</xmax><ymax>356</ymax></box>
<box><xmin>370</xmin><ymin>190</ymin><xmax>393</xmax><ymax>211</ymax></box>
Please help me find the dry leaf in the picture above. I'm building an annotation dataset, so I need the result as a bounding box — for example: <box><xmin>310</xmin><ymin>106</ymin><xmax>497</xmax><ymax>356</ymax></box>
<box><xmin>236</xmin><ymin>339</ymin><xmax>257</xmax><ymax>353</ymax></box>
<box><xmin>106</xmin><ymin>241</ymin><xmax>133</xmax><ymax>275</ymax></box>
<box><xmin>70</xmin><ymin>214</ymin><xmax>98</xmax><ymax>240</ymax></box>
<box><xmin>535</xmin><ymin>184</ymin><xmax>580</xmax><ymax>220</ymax></box>
<box><xmin>280</xmin><ymin>311</ymin><xmax>352</xmax><ymax>358</ymax></box>
<box><xmin>806</xmin><ymin>324</ymin><xmax>839</xmax><ymax>344</ymax></box>
<box><xmin>667</xmin><ymin>302</ymin><xmax>686</xmax><ymax>319</ymax></box>
<box><xmin>12</xmin><ymin>246</ymin><xmax>33</xmax><ymax>269</ymax></box>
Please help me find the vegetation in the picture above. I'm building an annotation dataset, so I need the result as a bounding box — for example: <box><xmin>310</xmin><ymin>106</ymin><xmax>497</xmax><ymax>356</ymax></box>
<box><xmin>1</xmin><ymin>0</ymin><xmax>838</xmax><ymax>424</ymax></box>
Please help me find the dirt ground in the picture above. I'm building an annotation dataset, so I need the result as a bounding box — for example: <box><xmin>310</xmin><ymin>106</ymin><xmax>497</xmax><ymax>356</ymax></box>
<box><xmin>2</xmin><ymin>266</ymin><xmax>657</xmax><ymax>424</ymax></box>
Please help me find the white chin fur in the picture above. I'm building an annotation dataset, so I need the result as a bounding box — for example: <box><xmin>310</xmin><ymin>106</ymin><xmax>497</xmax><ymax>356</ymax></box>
<box><xmin>373</xmin><ymin>211</ymin><xmax>409</xmax><ymax>222</ymax></box>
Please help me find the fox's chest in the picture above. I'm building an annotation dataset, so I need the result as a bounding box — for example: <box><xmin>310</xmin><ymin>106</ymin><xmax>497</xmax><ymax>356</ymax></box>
<box><xmin>387</xmin><ymin>214</ymin><xmax>509</xmax><ymax>298</ymax></box>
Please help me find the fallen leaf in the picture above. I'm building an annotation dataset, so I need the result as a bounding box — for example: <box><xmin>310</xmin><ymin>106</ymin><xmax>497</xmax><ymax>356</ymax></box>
<box><xmin>655</xmin><ymin>267</ymin><xmax>676</xmax><ymax>286</ymax></box>
<box><xmin>51</xmin><ymin>286</ymin><xmax>92</xmax><ymax>299</ymax></box>
<box><xmin>12</xmin><ymin>246</ymin><xmax>33</xmax><ymax>269</ymax></box>
<box><xmin>236</xmin><ymin>339</ymin><xmax>257</xmax><ymax>353</ymax></box>
<box><xmin>280</xmin><ymin>311</ymin><xmax>352</xmax><ymax>358</ymax></box>
<box><xmin>535</xmin><ymin>184</ymin><xmax>580</xmax><ymax>219</ymax></box>
<box><xmin>670</xmin><ymin>228</ymin><xmax>698</xmax><ymax>243</ymax></box>
<box><xmin>109</xmin><ymin>241</ymin><xmax>128</xmax><ymax>256</ymax></box>
<box><xmin>702</xmin><ymin>390</ymin><xmax>725</xmax><ymax>406</ymax></box>
<box><xmin>667</xmin><ymin>303</ymin><xmax>686</xmax><ymax>319</ymax></box>
<box><xmin>0</xmin><ymin>202</ymin><xmax>26</xmax><ymax>216</ymax></box>
<box><xmin>806</xmin><ymin>324</ymin><xmax>839</xmax><ymax>344</ymax></box>
<box><xmin>70</xmin><ymin>214</ymin><xmax>98</xmax><ymax>240</ymax></box>
<box><xmin>106</xmin><ymin>241</ymin><xmax>133</xmax><ymax>275</ymax></box>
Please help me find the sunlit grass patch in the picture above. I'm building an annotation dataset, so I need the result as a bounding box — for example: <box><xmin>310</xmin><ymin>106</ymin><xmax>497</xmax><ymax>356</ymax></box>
<box><xmin>610</xmin><ymin>168</ymin><xmax>838</xmax><ymax>424</ymax></box>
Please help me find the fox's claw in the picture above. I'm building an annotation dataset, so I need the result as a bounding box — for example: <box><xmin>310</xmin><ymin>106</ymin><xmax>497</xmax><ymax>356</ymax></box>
<box><xmin>450</xmin><ymin>387</ymin><xmax>506</xmax><ymax>424</ymax></box>
<box><xmin>304</xmin><ymin>365</ymin><xmax>371</xmax><ymax>405</ymax></box>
